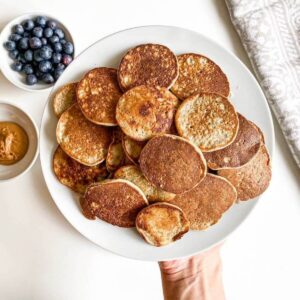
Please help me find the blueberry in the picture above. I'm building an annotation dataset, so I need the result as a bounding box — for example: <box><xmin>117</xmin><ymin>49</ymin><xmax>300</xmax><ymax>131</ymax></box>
<box><xmin>54</xmin><ymin>68</ymin><xmax>64</xmax><ymax>80</ymax></box>
<box><xmin>53</xmin><ymin>42</ymin><xmax>62</xmax><ymax>52</ymax></box>
<box><xmin>46</xmin><ymin>20</ymin><xmax>57</xmax><ymax>30</ymax></box>
<box><xmin>18</xmin><ymin>37</ymin><xmax>29</xmax><ymax>50</ymax></box>
<box><xmin>56</xmin><ymin>63</ymin><xmax>65</xmax><ymax>70</ymax></box>
<box><xmin>29</xmin><ymin>37</ymin><xmax>42</xmax><ymax>49</ymax></box>
<box><xmin>35</xmin><ymin>16</ymin><xmax>47</xmax><ymax>27</ymax></box>
<box><xmin>9</xmin><ymin>34</ymin><xmax>22</xmax><ymax>42</ymax></box>
<box><xmin>43</xmin><ymin>27</ymin><xmax>53</xmax><ymax>38</ymax></box>
<box><xmin>32</xmin><ymin>27</ymin><xmax>43</xmax><ymax>38</ymax></box>
<box><xmin>39</xmin><ymin>60</ymin><xmax>52</xmax><ymax>73</ymax></box>
<box><xmin>41</xmin><ymin>37</ymin><xmax>47</xmax><ymax>45</ymax></box>
<box><xmin>24</xmin><ymin>49</ymin><xmax>33</xmax><ymax>61</ymax></box>
<box><xmin>23</xmin><ymin>64</ymin><xmax>34</xmax><ymax>75</ymax></box>
<box><xmin>18</xmin><ymin>54</ymin><xmax>26</xmax><ymax>64</ymax></box>
<box><xmin>23</xmin><ymin>31</ymin><xmax>30</xmax><ymax>38</ymax></box>
<box><xmin>4</xmin><ymin>41</ymin><xmax>16</xmax><ymax>51</ymax></box>
<box><xmin>39</xmin><ymin>45</ymin><xmax>52</xmax><ymax>60</ymax></box>
<box><xmin>63</xmin><ymin>42</ymin><xmax>73</xmax><ymax>55</ymax></box>
<box><xmin>42</xmin><ymin>73</ymin><xmax>54</xmax><ymax>84</ymax></box>
<box><xmin>35</xmin><ymin>70</ymin><xmax>44</xmax><ymax>79</ymax></box>
<box><xmin>22</xmin><ymin>19</ymin><xmax>35</xmax><ymax>31</ymax></box>
<box><xmin>33</xmin><ymin>49</ymin><xmax>43</xmax><ymax>62</ymax></box>
<box><xmin>11</xmin><ymin>61</ymin><xmax>23</xmax><ymax>72</ymax></box>
<box><xmin>9</xmin><ymin>49</ymin><xmax>19</xmax><ymax>59</ymax></box>
<box><xmin>13</xmin><ymin>24</ymin><xmax>24</xmax><ymax>35</ymax></box>
<box><xmin>62</xmin><ymin>54</ymin><xmax>72</xmax><ymax>66</ymax></box>
<box><xmin>26</xmin><ymin>74</ymin><xmax>37</xmax><ymax>85</ymax></box>
<box><xmin>52</xmin><ymin>52</ymin><xmax>62</xmax><ymax>64</ymax></box>
<box><xmin>60</xmin><ymin>39</ymin><xmax>66</xmax><ymax>45</ymax></box>
<box><xmin>54</xmin><ymin>28</ymin><xmax>64</xmax><ymax>39</ymax></box>
<box><xmin>49</xmin><ymin>35</ymin><xmax>59</xmax><ymax>44</ymax></box>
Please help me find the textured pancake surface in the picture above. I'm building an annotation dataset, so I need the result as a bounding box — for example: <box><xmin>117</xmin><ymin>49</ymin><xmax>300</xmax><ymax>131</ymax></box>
<box><xmin>171</xmin><ymin>53</ymin><xmax>229</xmax><ymax>99</ymax></box>
<box><xmin>53</xmin><ymin>146</ymin><xmax>108</xmax><ymax>193</ymax></box>
<box><xmin>81</xmin><ymin>179</ymin><xmax>148</xmax><ymax>227</ymax></box>
<box><xmin>218</xmin><ymin>144</ymin><xmax>271</xmax><ymax>201</ymax></box>
<box><xmin>204</xmin><ymin>114</ymin><xmax>261</xmax><ymax>169</ymax></box>
<box><xmin>53</xmin><ymin>83</ymin><xmax>77</xmax><ymax>118</ymax></box>
<box><xmin>139</xmin><ymin>134</ymin><xmax>207</xmax><ymax>194</ymax></box>
<box><xmin>136</xmin><ymin>202</ymin><xmax>190</xmax><ymax>247</ymax></box>
<box><xmin>168</xmin><ymin>174</ymin><xmax>236</xmax><ymax>230</ymax></box>
<box><xmin>77</xmin><ymin>68</ymin><xmax>122</xmax><ymax>126</ymax></box>
<box><xmin>56</xmin><ymin>104</ymin><xmax>112</xmax><ymax>166</ymax></box>
<box><xmin>114</xmin><ymin>165</ymin><xmax>175</xmax><ymax>202</ymax></box>
<box><xmin>116</xmin><ymin>86</ymin><xmax>179</xmax><ymax>141</ymax></box>
<box><xmin>122</xmin><ymin>134</ymin><xmax>145</xmax><ymax>164</ymax></box>
<box><xmin>118</xmin><ymin>43</ymin><xmax>178</xmax><ymax>91</ymax></box>
<box><xmin>176</xmin><ymin>93</ymin><xmax>239</xmax><ymax>152</ymax></box>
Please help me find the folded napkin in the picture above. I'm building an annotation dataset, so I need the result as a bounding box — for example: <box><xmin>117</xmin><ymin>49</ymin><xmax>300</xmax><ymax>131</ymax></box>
<box><xmin>226</xmin><ymin>0</ymin><xmax>300</xmax><ymax>168</ymax></box>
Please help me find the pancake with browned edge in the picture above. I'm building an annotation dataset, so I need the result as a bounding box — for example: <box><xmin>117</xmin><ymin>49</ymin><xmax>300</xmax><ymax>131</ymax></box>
<box><xmin>53</xmin><ymin>146</ymin><xmax>108</xmax><ymax>193</ymax></box>
<box><xmin>56</xmin><ymin>104</ymin><xmax>112</xmax><ymax>166</ymax></box>
<box><xmin>171</xmin><ymin>53</ymin><xmax>229</xmax><ymax>99</ymax></box>
<box><xmin>122</xmin><ymin>134</ymin><xmax>145</xmax><ymax>165</ymax></box>
<box><xmin>116</xmin><ymin>86</ymin><xmax>179</xmax><ymax>141</ymax></box>
<box><xmin>81</xmin><ymin>179</ymin><xmax>148</xmax><ymax>227</ymax></box>
<box><xmin>168</xmin><ymin>174</ymin><xmax>236</xmax><ymax>230</ymax></box>
<box><xmin>77</xmin><ymin>68</ymin><xmax>122</xmax><ymax>126</ymax></box>
<box><xmin>118</xmin><ymin>43</ymin><xmax>178</xmax><ymax>91</ymax></box>
<box><xmin>204</xmin><ymin>114</ymin><xmax>261</xmax><ymax>169</ymax></box>
<box><xmin>139</xmin><ymin>134</ymin><xmax>207</xmax><ymax>194</ymax></box>
<box><xmin>175</xmin><ymin>93</ymin><xmax>239</xmax><ymax>152</ymax></box>
<box><xmin>136</xmin><ymin>202</ymin><xmax>190</xmax><ymax>247</ymax></box>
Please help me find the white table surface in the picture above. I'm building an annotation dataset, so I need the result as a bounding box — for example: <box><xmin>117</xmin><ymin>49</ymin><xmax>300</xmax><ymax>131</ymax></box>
<box><xmin>0</xmin><ymin>0</ymin><xmax>299</xmax><ymax>299</ymax></box>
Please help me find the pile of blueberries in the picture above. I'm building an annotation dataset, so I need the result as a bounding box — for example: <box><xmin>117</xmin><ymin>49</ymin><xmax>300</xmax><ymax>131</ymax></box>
<box><xmin>4</xmin><ymin>16</ymin><xmax>74</xmax><ymax>86</ymax></box>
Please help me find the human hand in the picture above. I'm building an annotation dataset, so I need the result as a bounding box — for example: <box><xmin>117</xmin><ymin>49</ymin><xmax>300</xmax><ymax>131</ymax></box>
<box><xmin>159</xmin><ymin>244</ymin><xmax>225</xmax><ymax>300</ymax></box>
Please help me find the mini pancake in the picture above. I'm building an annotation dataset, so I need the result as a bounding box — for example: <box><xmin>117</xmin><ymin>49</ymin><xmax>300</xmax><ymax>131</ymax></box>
<box><xmin>118</xmin><ymin>43</ymin><xmax>178</xmax><ymax>91</ymax></box>
<box><xmin>116</xmin><ymin>86</ymin><xmax>179</xmax><ymax>141</ymax></box>
<box><xmin>249</xmin><ymin>121</ymin><xmax>265</xmax><ymax>144</ymax></box>
<box><xmin>136</xmin><ymin>202</ymin><xmax>189</xmax><ymax>247</ymax></box>
<box><xmin>139</xmin><ymin>134</ymin><xmax>207</xmax><ymax>194</ymax></box>
<box><xmin>204</xmin><ymin>114</ymin><xmax>261</xmax><ymax>169</ymax></box>
<box><xmin>122</xmin><ymin>134</ymin><xmax>145</xmax><ymax>165</ymax></box>
<box><xmin>168</xmin><ymin>174</ymin><xmax>237</xmax><ymax>230</ymax></box>
<box><xmin>53</xmin><ymin>146</ymin><xmax>108</xmax><ymax>194</ymax></box>
<box><xmin>56</xmin><ymin>104</ymin><xmax>112</xmax><ymax>166</ymax></box>
<box><xmin>106</xmin><ymin>128</ymin><xmax>125</xmax><ymax>172</ymax></box>
<box><xmin>81</xmin><ymin>179</ymin><xmax>148</xmax><ymax>227</ymax></box>
<box><xmin>114</xmin><ymin>165</ymin><xmax>175</xmax><ymax>203</ymax></box>
<box><xmin>77</xmin><ymin>68</ymin><xmax>122</xmax><ymax>126</ymax></box>
<box><xmin>218</xmin><ymin>144</ymin><xmax>272</xmax><ymax>201</ymax></box>
<box><xmin>171</xmin><ymin>53</ymin><xmax>230</xmax><ymax>100</ymax></box>
<box><xmin>175</xmin><ymin>93</ymin><xmax>239</xmax><ymax>152</ymax></box>
<box><xmin>53</xmin><ymin>82</ymin><xmax>77</xmax><ymax>118</ymax></box>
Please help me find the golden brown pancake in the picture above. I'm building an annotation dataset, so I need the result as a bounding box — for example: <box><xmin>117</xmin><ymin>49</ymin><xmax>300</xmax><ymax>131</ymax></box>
<box><xmin>218</xmin><ymin>144</ymin><xmax>272</xmax><ymax>201</ymax></box>
<box><xmin>175</xmin><ymin>93</ymin><xmax>239</xmax><ymax>152</ymax></box>
<box><xmin>77</xmin><ymin>68</ymin><xmax>122</xmax><ymax>126</ymax></box>
<box><xmin>56</xmin><ymin>104</ymin><xmax>112</xmax><ymax>166</ymax></box>
<box><xmin>53</xmin><ymin>83</ymin><xmax>77</xmax><ymax>118</ymax></box>
<box><xmin>171</xmin><ymin>53</ymin><xmax>230</xmax><ymax>99</ymax></box>
<box><xmin>106</xmin><ymin>127</ymin><xmax>125</xmax><ymax>172</ymax></box>
<box><xmin>204</xmin><ymin>114</ymin><xmax>261</xmax><ymax>169</ymax></box>
<box><xmin>118</xmin><ymin>43</ymin><xmax>178</xmax><ymax>91</ymax></box>
<box><xmin>81</xmin><ymin>179</ymin><xmax>148</xmax><ymax>227</ymax></box>
<box><xmin>136</xmin><ymin>202</ymin><xmax>190</xmax><ymax>247</ymax></box>
<box><xmin>168</xmin><ymin>174</ymin><xmax>236</xmax><ymax>230</ymax></box>
<box><xmin>139</xmin><ymin>134</ymin><xmax>207</xmax><ymax>194</ymax></box>
<box><xmin>116</xmin><ymin>86</ymin><xmax>179</xmax><ymax>141</ymax></box>
<box><xmin>53</xmin><ymin>146</ymin><xmax>108</xmax><ymax>194</ymax></box>
<box><xmin>122</xmin><ymin>134</ymin><xmax>146</xmax><ymax>165</ymax></box>
<box><xmin>114</xmin><ymin>165</ymin><xmax>175</xmax><ymax>203</ymax></box>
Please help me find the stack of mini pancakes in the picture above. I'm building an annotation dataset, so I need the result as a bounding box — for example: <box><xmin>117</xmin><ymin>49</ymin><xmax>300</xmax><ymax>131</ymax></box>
<box><xmin>52</xmin><ymin>43</ymin><xmax>272</xmax><ymax>247</ymax></box>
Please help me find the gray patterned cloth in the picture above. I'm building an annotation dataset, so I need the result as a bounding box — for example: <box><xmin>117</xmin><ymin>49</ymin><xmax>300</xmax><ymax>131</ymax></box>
<box><xmin>226</xmin><ymin>0</ymin><xmax>300</xmax><ymax>168</ymax></box>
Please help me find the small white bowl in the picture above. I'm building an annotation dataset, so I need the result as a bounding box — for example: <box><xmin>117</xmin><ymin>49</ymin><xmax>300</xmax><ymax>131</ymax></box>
<box><xmin>0</xmin><ymin>13</ymin><xmax>75</xmax><ymax>92</ymax></box>
<box><xmin>0</xmin><ymin>102</ymin><xmax>39</xmax><ymax>182</ymax></box>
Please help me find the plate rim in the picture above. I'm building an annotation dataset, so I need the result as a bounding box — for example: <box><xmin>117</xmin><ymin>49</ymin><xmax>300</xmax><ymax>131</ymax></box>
<box><xmin>39</xmin><ymin>25</ymin><xmax>275</xmax><ymax>261</ymax></box>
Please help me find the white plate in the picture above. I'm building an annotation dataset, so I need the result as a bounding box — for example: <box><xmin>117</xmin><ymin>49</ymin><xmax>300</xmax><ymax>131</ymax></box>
<box><xmin>0</xmin><ymin>102</ymin><xmax>39</xmax><ymax>181</ymax></box>
<box><xmin>40</xmin><ymin>26</ymin><xmax>274</xmax><ymax>261</ymax></box>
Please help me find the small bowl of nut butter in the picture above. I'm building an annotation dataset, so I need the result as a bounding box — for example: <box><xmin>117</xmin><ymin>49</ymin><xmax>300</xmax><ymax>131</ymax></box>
<box><xmin>0</xmin><ymin>102</ymin><xmax>38</xmax><ymax>181</ymax></box>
